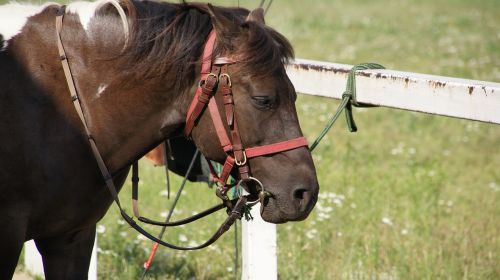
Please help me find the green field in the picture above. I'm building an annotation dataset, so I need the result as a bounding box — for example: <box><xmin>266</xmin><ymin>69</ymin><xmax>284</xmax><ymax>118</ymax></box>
<box><xmin>9</xmin><ymin>0</ymin><xmax>499</xmax><ymax>279</ymax></box>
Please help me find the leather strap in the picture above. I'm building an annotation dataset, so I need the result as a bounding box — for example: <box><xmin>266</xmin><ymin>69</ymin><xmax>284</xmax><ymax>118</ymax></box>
<box><xmin>121</xmin><ymin>196</ymin><xmax>246</xmax><ymax>251</ymax></box>
<box><xmin>245</xmin><ymin>137</ymin><xmax>309</xmax><ymax>158</ymax></box>
<box><xmin>137</xmin><ymin>203</ymin><xmax>226</xmax><ymax>227</ymax></box>
<box><xmin>56</xmin><ymin>6</ymin><xmax>122</xmax><ymax>209</ymax></box>
<box><xmin>184</xmin><ymin>30</ymin><xmax>218</xmax><ymax>136</ymax></box>
<box><xmin>208</xmin><ymin>92</ymin><xmax>232</xmax><ymax>152</ymax></box>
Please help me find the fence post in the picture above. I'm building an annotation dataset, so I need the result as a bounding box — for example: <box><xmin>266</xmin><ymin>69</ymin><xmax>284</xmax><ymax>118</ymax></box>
<box><xmin>241</xmin><ymin>204</ymin><xmax>277</xmax><ymax>280</ymax></box>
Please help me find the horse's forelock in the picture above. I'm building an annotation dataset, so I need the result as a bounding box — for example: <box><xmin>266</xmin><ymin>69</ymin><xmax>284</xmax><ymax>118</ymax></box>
<box><xmin>233</xmin><ymin>21</ymin><xmax>294</xmax><ymax>76</ymax></box>
<box><xmin>204</xmin><ymin>4</ymin><xmax>293</xmax><ymax>75</ymax></box>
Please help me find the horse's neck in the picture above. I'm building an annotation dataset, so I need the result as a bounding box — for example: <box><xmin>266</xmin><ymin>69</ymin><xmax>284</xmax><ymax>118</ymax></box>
<box><xmin>64</xmin><ymin>17</ymin><xmax>191</xmax><ymax>172</ymax></box>
<box><xmin>10</xmin><ymin>4</ymin><xmax>193</xmax><ymax>173</ymax></box>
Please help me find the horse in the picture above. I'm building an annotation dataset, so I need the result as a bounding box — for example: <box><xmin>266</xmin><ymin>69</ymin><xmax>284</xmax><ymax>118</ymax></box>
<box><xmin>0</xmin><ymin>0</ymin><xmax>319</xmax><ymax>278</ymax></box>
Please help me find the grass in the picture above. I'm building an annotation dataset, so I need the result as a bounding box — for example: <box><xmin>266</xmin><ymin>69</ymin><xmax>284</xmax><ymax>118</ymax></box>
<box><xmin>6</xmin><ymin>0</ymin><xmax>499</xmax><ymax>279</ymax></box>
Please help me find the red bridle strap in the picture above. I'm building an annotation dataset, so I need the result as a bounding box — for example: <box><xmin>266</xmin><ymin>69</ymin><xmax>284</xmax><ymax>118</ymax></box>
<box><xmin>245</xmin><ymin>137</ymin><xmax>309</xmax><ymax>159</ymax></box>
<box><xmin>208</xmin><ymin>94</ymin><xmax>232</xmax><ymax>152</ymax></box>
<box><xmin>184</xmin><ymin>30</ymin><xmax>218</xmax><ymax>136</ymax></box>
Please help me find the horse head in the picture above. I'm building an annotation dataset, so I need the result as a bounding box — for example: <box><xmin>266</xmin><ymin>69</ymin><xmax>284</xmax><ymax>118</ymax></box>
<box><xmin>187</xmin><ymin>6</ymin><xmax>319</xmax><ymax>223</ymax></box>
<box><xmin>20</xmin><ymin>0</ymin><xmax>319</xmax><ymax>224</ymax></box>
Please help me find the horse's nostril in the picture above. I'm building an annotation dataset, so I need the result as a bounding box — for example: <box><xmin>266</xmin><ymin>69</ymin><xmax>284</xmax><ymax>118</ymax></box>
<box><xmin>293</xmin><ymin>188</ymin><xmax>307</xmax><ymax>200</ymax></box>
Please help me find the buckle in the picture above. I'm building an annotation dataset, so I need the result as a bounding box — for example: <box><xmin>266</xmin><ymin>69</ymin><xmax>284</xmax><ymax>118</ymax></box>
<box><xmin>199</xmin><ymin>73</ymin><xmax>219</xmax><ymax>87</ymax></box>
<box><xmin>219</xmin><ymin>73</ymin><xmax>232</xmax><ymax>87</ymax></box>
<box><xmin>234</xmin><ymin>150</ymin><xmax>247</xmax><ymax>166</ymax></box>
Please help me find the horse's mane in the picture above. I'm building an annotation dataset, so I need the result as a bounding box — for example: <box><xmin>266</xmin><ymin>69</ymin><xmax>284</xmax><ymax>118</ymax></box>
<box><xmin>117</xmin><ymin>0</ymin><xmax>294</xmax><ymax>93</ymax></box>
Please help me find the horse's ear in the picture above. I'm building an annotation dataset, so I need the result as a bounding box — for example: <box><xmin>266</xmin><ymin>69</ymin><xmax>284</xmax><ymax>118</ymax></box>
<box><xmin>246</xmin><ymin>8</ymin><xmax>265</xmax><ymax>24</ymax></box>
<box><xmin>207</xmin><ymin>4</ymin><xmax>239</xmax><ymax>47</ymax></box>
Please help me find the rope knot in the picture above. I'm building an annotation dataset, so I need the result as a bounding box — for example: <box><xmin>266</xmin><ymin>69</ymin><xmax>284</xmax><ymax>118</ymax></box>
<box><xmin>309</xmin><ymin>63</ymin><xmax>385</xmax><ymax>151</ymax></box>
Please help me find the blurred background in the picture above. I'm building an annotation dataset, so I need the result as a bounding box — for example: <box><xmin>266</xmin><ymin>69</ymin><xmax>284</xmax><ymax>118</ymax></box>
<box><xmin>10</xmin><ymin>0</ymin><xmax>500</xmax><ymax>279</ymax></box>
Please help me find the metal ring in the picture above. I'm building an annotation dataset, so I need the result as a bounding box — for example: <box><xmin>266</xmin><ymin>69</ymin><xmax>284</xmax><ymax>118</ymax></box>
<box><xmin>234</xmin><ymin>150</ymin><xmax>247</xmax><ymax>166</ymax></box>
<box><xmin>238</xmin><ymin>176</ymin><xmax>265</xmax><ymax>205</ymax></box>
<box><xmin>219</xmin><ymin>73</ymin><xmax>232</xmax><ymax>87</ymax></box>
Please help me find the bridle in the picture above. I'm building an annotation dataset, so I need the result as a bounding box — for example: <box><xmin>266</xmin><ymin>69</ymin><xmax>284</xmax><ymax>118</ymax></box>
<box><xmin>54</xmin><ymin>5</ymin><xmax>307</xmax><ymax>250</ymax></box>
<box><xmin>184</xmin><ymin>30</ymin><xmax>309</xmax><ymax>203</ymax></box>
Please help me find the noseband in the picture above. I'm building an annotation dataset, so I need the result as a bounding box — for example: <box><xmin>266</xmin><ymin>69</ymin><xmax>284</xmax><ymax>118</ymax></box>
<box><xmin>184</xmin><ymin>30</ymin><xmax>308</xmax><ymax>202</ymax></box>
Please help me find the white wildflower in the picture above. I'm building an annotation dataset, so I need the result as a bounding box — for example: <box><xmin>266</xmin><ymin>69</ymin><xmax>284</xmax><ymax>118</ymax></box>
<box><xmin>305</xmin><ymin>229</ymin><xmax>318</xmax><ymax>239</ymax></box>
<box><xmin>333</xmin><ymin>198</ymin><xmax>343</xmax><ymax>207</ymax></box>
<box><xmin>381</xmin><ymin>217</ymin><xmax>393</xmax><ymax>226</ymax></box>
<box><xmin>136</xmin><ymin>234</ymin><xmax>148</xmax><ymax>241</ymax></box>
<box><xmin>312</xmin><ymin>154</ymin><xmax>323</xmax><ymax>162</ymax></box>
<box><xmin>117</xmin><ymin>219</ymin><xmax>125</xmax><ymax>225</ymax></box>
<box><xmin>300</xmin><ymin>104</ymin><xmax>311</xmax><ymax>112</ymax></box>
<box><xmin>327</xmin><ymin>192</ymin><xmax>337</xmax><ymax>199</ymax></box>
<box><xmin>178</xmin><ymin>234</ymin><xmax>188</xmax><ymax>242</ymax></box>
<box><xmin>207</xmin><ymin>245</ymin><xmax>219</xmax><ymax>251</ymax></box>
<box><xmin>119</xmin><ymin>232</ymin><xmax>127</xmax><ymax>237</ymax></box>
<box><xmin>96</xmin><ymin>225</ymin><xmax>106</xmax><ymax>234</ymax></box>
<box><xmin>159</xmin><ymin>190</ymin><xmax>169</xmax><ymax>197</ymax></box>
<box><xmin>160</xmin><ymin>211</ymin><xmax>168</xmax><ymax>218</ymax></box>
<box><xmin>390</xmin><ymin>142</ymin><xmax>405</xmax><ymax>155</ymax></box>
<box><xmin>323</xmin><ymin>206</ymin><xmax>334</xmax><ymax>213</ymax></box>
<box><xmin>337</xmin><ymin>232</ymin><xmax>343</xmax><ymax>237</ymax></box>
<box><xmin>401</xmin><ymin>229</ymin><xmax>408</xmax><ymax>235</ymax></box>
<box><xmin>317</xmin><ymin>212</ymin><xmax>330</xmax><ymax>220</ymax></box>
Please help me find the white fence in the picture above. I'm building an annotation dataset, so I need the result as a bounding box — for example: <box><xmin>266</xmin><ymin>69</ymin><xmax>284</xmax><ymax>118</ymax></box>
<box><xmin>24</xmin><ymin>59</ymin><xmax>500</xmax><ymax>279</ymax></box>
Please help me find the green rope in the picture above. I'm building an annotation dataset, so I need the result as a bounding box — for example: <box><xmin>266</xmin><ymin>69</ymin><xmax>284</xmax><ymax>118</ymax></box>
<box><xmin>242</xmin><ymin>205</ymin><xmax>254</xmax><ymax>221</ymax></box>
<box><xmin>309</xmin><ymin>63</ymin><xmax>385</xmax><ymax>152</ymax></box>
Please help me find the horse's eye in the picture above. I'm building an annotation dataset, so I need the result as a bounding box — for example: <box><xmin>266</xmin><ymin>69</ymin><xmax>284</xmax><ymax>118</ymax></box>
<box><xmin>251</xmin><ymin>96</ymin><xmax>275</xmax><ymax>110</ymax></box>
